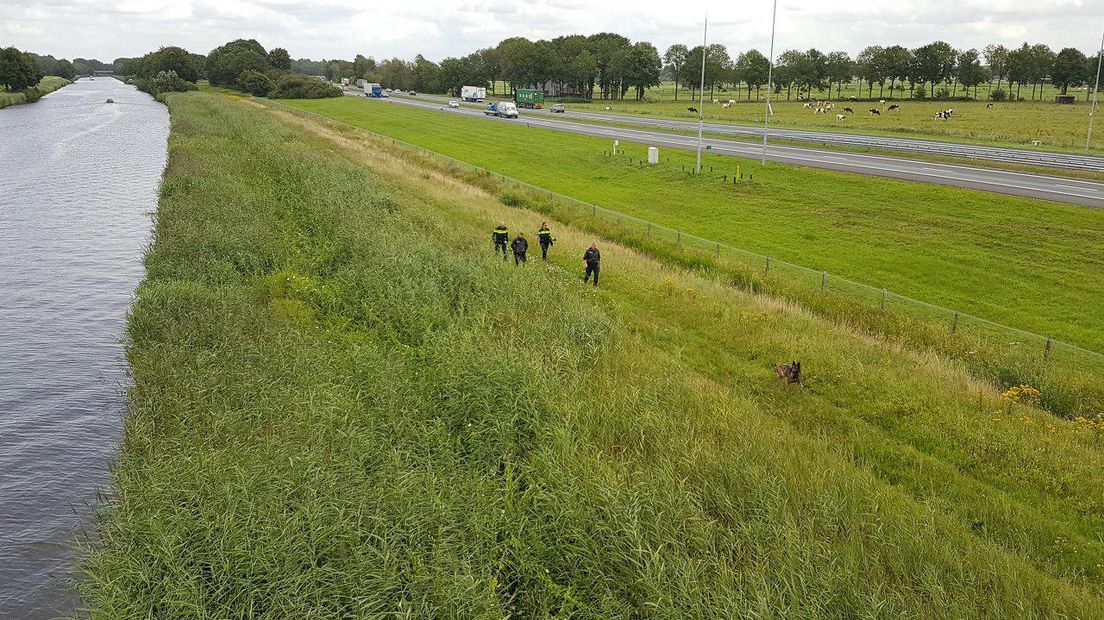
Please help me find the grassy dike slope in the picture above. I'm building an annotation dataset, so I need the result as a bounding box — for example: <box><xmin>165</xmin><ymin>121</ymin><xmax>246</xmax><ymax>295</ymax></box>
<box><xmin>0</xmin><ymin>76</ymin><xmax>71</xmax><ymax>109</ymax></box>
<box><xmin>283</xmin><ymin>98</ymin><xmax>1104</xmax><ymax>354</ymax></box>
<box><xmin>80</xmin><ymin>91</ymin><xmax>1104</xmax><ymax>617</ymax></box>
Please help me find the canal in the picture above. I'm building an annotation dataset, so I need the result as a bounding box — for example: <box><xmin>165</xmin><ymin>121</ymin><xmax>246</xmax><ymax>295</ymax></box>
<box><xmin>0</xmin><ymin>77</ymin><xmax>168</xmax><ymax>617</ymax></box>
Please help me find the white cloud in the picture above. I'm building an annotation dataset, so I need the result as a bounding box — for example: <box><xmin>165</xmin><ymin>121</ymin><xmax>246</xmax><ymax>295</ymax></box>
<box><xmin>0</xmin><ymin>0</ymin><xmax>1099</xmax><ymax>62</ymax></box>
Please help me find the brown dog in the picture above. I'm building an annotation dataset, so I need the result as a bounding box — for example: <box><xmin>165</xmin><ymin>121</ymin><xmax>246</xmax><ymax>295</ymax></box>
<box><xmin>774</xmin><ymin>361</ymin><xmax>803</xmax><ymax>386</ymax></box>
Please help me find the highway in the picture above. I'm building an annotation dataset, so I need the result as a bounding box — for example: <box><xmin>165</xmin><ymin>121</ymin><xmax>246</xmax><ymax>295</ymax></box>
<box><xmin>397</xmin><ymin>92</ymin><xmax>1104</xmax><ymax>173</ymax></box>
<box><xmin>344</xmin><ymin>92</ymin><xmax>1104</xmax><ymax>208</ymax></box>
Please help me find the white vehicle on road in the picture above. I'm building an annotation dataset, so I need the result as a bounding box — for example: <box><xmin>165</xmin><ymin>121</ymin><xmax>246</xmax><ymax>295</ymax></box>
<box><xmin>447</xmin><ymin>100</ymin><xmax>460</xmax><ymax>108</ymax></box>
<box><xmin>485</xmin><ymin>102</ymin><xmax>518</xmax><ymax>118</ymax></box>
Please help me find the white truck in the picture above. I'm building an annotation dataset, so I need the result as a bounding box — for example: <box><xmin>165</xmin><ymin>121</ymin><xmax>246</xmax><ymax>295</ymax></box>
<box><xmin>461</xmin><ymin>85</ymin><xmax>487</xmax><ymax>102</ymax></box>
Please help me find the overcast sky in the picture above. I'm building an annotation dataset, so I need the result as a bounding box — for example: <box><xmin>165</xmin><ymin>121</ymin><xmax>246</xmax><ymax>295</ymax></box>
<box><xmin>3</xmin><ymin>0</ymin><xmax>1101</xmax><ymax>63</ymax></box>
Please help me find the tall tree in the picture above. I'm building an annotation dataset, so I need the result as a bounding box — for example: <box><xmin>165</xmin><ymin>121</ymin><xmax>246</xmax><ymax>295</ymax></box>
<box><xmin>206</xmin><ymin>39</ymin><xmax>269</xmax><ymax>86</ymax></box>
<box><xmin>825</xmin><ymin>51</ymin><xmax>853</xmax><ymax>99</ymax></box>
<box><xmin>882</xmin><ymin>45</ymin><xmax>912</xmax><ymax>96</ymax></box>
<box><xmin>268</xmin><ymin>48</ymin><xmax>292</xmax><ymax>72</ymax></box>
<box><xmin>855</xmin><ymin>46</ymin><xmax>885</xmax><ymax>97</ymax></box>
<box><xmin>663</xmin><ymin>44</ymin><xmax>689</xmax><ymax>100</ymax></box>
<box><xmin>983</xmin><ymin>44</ymin><xmax>1010</xmax><ymax>93</ymax></box>
<box><xmin>912</xmin><ymin>41</ymin><xmax>957</xmax><ymax>97</ymax></box>
<box><xmin>143</xmin><ymin>46</ymin><xmax>202</xmax><ymax>82</ymax></box>
<box><xmin>736</xmin><ymin>49</ymin><xmax>770</xmax><ymax>99</ymax></box>
<box><xmin>1051</xmin><ymin>47</ymin><xmax>1089</xmax><ymax>94</ymax></box>
<box><xmin>0</xmin><ymin>47</ymin><xmax>40</xmax><ymax>91</ymax></box>
<box><xmin>955</xmin><ymin>48</ymin><xmax>984</xmax><ymax>97</ymax></box>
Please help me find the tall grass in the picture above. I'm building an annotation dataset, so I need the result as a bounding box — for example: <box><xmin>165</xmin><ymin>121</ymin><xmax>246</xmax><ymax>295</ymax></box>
<box><xmin>0</xmin><ymin>76</ymin><xmax>70</xmax><ymax>109</ymax></box>
<box><xmin>79</xmin><ymin>91</ymin><xmax>1104</xmax><ymax>617</ymax></box>
<box><xmin>277</xmin><ymin>98</ymin><xmax>1104</xmax><ymax>421</ymax></box>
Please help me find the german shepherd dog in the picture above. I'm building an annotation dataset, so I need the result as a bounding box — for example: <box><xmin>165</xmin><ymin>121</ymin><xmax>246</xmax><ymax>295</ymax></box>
<box><xmin>774</xmin><ymin>361</ymin><xmax>803</xmax><ymax>386</ymax></box>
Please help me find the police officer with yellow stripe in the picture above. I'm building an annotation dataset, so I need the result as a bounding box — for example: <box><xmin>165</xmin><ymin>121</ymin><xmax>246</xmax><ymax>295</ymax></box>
<box><xmin>537</xmin><ymin>222</ymin><xmax>555</xmax><ymax>260</ymax></box>
<box><xmin>492</xmin><ymin>221</ymin><xmax>509</xmax><ymax>260</ymax></box>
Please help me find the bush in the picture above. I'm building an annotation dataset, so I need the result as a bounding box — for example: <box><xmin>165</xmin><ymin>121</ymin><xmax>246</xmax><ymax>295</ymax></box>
<box><xmin>934</xmin><ymin>86</ymin><xmax>952</xmax><ymax>100</ymax></box>
<box><xmin>990</xmin><ymin>88</ymin><xmax>1008</xmax><ymax>101</ymax></box>
<box><xmin>237</xmin><ymin>70</ymin><xmax>275</xmax><ymax>97</ymax></box>
<box><xmin>145</xmin><ymin>70</ymin><xmax>198</xmax><ymax>96</ymax></box>
<box><xmin>270</xmin><ymin>75</ymin><xmax>342</xmax><ymax>99</ymax></box>
<box><xmin>21</xmin><ymin>86</ymin><xmax>42</xmax><ymax>103</ymax></box>
<box><xmin>912</xmin><ymin>85</ymin><xmax>927</xmax><ymax>99</ymax></box>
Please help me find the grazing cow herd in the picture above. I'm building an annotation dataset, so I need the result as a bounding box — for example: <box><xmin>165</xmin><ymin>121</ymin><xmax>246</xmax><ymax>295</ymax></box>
<box><xmin>668</xmin><ymin>96</ymin><xmax>998</xmax><ymax>126</ymax></box>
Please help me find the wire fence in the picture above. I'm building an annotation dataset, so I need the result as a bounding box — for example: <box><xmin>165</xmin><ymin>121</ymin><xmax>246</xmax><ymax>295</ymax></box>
<box><xmin>281</xmin><ymin>102</ymin><xmax>1104</xmax><ymax>376</ymax></box>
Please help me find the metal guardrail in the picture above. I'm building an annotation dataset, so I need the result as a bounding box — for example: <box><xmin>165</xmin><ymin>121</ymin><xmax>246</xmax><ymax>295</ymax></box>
<box><xmin>281</xmin><ymin>101</ymin><xmax>1104</xmax><ymax>370</ymax></box>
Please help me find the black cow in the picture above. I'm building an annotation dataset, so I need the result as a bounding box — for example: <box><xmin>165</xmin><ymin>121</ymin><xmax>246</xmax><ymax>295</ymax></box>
<box><xmin>869</xmin><ymin>109</ymin><xmax>880</xmax><ymax>115</ymax></box>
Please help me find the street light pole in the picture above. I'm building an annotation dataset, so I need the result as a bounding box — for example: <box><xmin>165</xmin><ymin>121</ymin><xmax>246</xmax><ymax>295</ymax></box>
<box><xmin>1087</xmin><ymin>23</ymin><xmax>1104</xmax><ymax>152</ymax></box>
<box><xmin>761</xmin><ymin>0</ymin><xmax>779</xmax><ymax>166</ymax></box>
<box><xmin>695</xmin><ymin>14</ymin><xmax>709</xmax><ymax>173</ymax></box>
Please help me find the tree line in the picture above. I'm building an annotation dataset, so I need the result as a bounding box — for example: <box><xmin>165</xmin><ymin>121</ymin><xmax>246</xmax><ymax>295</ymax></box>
<box><xmin>297</xmin><ymin>36</ymin><xmax>1101</xmax><ymax>103</ymax></box>
<box><xmin>106</xmin><ymin>40</ymin><xmax>341</xmax><ymax>99</ymax></box>
<box><xmin>293</xmin><ymin>34</ymin><xmax>663</xmax><ymax>100</ymax></box>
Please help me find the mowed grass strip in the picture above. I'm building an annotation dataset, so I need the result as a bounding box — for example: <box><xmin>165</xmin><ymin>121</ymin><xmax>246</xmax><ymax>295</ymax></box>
<box><xmin>565</xmin><ymin>97</ymin><xmax>1103</xmax><ymax>153</ymax></box>
<box><xmin>284</xmin><ymin>96</ymin><xmax>1104</xmax><ymax>353</ymax></box>
<box><xmin>79</xmin><ymin>90</ymin><xmax>1104</xmax><ymax>617</ymax></box>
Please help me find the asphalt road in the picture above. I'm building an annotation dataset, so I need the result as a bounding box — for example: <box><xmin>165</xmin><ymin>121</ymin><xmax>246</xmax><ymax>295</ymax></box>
<box><xmin>395</xmin><ymin>92</ymin><xmax>1104</xmax><ymax>173</ymax></box>
<box><xmin>344</xmin><ymin>92</ymin><xmax>1104</xmax><ymax>208</ymax></box>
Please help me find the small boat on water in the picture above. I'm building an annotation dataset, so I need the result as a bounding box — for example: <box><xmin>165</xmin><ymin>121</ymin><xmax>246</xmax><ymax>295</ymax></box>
<box><xmin>105</xmin><ymin>98</ymin><xmax>114</xmax><ymax>104</ymax></box>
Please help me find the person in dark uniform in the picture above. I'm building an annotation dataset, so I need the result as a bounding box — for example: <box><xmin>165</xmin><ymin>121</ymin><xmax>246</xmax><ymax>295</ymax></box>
<box><xmin>537</xmin><ymin>222</ymin><xmax>555</xmax><ymax>260</ymax></box>
<box><xmin>511</xmin><ymin>233</ymin><xmax>529</xmax><ymax>266</ymax></box>
<box><xmin>492</xmin><ymin>222</ymin><xmax>508</xmax><ymax>260</ymax></box>
<box><xmin>583</xmin><ymin>243</ymin><xmax>600</xmax><ymax>287</ymax></box>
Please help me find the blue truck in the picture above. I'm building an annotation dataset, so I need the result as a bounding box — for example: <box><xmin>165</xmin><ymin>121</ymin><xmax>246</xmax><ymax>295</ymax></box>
<box><xmin>363</xmin><ymin>83</ymin><xmax>383</xmax><ymax>97</ymax></box>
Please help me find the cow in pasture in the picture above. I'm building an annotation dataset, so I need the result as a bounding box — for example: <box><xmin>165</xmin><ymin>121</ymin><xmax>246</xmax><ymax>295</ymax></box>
<box><xmin>887</xmin><ymin>104</ymin><xmax>899</xmax><ymax>111</ymax></box>
<box><xmin>843</xmin><ymin>107</ymin><xmax>854</xmax><ymax>113</ymax></box>
<box><xmin>836</xmin><ymin>114</ymin><xmax>845</xmax><ymax>121</ymax></box>
<box><xmin>688</xmin><ymin>107</ymin><xmax>698</xmax><ymax>113</ymax></box>
<box><xmin>869</xmin><ymin>108</ymin><xmax>881</xmax><ymax>115</ymax></box>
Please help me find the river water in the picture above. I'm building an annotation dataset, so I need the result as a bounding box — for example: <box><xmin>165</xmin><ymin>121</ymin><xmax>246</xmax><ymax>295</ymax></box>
<box><xmin>0</xmin><ymin>78</ymin><xmax>168</xmax><ymax>617</ymax></box>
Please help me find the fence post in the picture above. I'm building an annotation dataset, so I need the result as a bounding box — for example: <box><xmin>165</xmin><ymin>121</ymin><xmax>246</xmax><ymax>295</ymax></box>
<box><xmin>1044</xmin><ymin>337</ymin><xmax>1054</xmax><ymax>361</ymax></box>
<box><xmin>821</xmin><ymin>271</ymin><xmax>827</xmax><ymax>292</ymax></box>
<box><xmin>715</xmin><ymin>242</ymin><xmax>720</xmax><ymax>258</ymax></box>
<box><xmin>723</xmin><ymin>175</ymin><xmax>727</xmax><ymax>182</ymax></box>
<box><xmin>766</xmin><ymin>257</ymin><xmax>771</xmax><ymax>273</ymax></box>
<box><xmin>591</xmin><ymin>205</ymin><xmax>595</xmax><ymax>217</ymax></box>
<box><xmin>880</xmin><ymin>288</ymin><xmax>887</xmax><ymax>310</ymax></box>
<box><xmin>952</xmin><ymin>312</ymin><xmax>960</xmax><ymax>333</ymax></box>
<box><xmin>647</xmin><ymin>223</ymin><xmax>652</xmax><ymax>236</ymax></box>
<box><xmin>677</xmin><ymin>231</ymin><xmax>681</xmax><ymax>245</ymax></box>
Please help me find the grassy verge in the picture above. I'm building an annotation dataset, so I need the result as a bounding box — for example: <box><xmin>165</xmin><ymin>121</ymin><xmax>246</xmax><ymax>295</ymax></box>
<box><xmin>0</xmin><ymin>76</ymin><xmax>71</xmax><ymax>109</ymax></box>
<box><xmin>282</xmin><ymin>98</ymin><xmax>1104</xmax><ymax>351</ymax></box>
<box><xmin>80</xmin><ymin>88</ymin><xmax>1104</xmax><ymax>618</ymax></box>
<box><xmin>563</xmin><ymin>94</ymin><xmax>1104</xmax><ymax>155</ymax></box>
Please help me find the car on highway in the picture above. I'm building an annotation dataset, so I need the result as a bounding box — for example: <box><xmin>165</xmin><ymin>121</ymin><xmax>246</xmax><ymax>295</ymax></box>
<box><xmin>447</xmin><ymin>100</ymin><xmax>460</xmax><ymax>108</ymax></box>
<box><xmin>408</xmin><ymin>90</ymin><xmax>417</xmax><ymax>96</ymax></box>
<box><xmin>551</xmin><ymin>104</ymin><xmax>565</xmax><ymax>113</ymax></box>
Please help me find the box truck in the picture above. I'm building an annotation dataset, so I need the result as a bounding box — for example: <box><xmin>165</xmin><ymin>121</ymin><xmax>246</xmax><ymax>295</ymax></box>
<box><xmin>364</xmin><ymin>83</ymin><xmax>383</xmax><ymax>97</ymax></box>
<box><xmin>515</xmin><ymin>89</ymin><xmax>545</xmax><ymax>109</ymax></box>
<box><xmin>461</xmin><ymin>85</ymin><xmax>486</xmax><ymax>102</ymax></box>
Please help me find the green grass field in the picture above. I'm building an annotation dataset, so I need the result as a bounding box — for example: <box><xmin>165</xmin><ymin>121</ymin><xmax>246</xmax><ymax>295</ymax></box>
<box><xmin>569</xmin><ymin>98</ymin><xmax>1101</xmax><ymax>153</ymax></box>
<box><xmin>80</xmin><ymin>88</ymin><xmax>1104</xmax><ymax>618</ymax></box>
<box><xmin>477</xmin><ymin>80</ymin><xmax>1103</xmax><ymax>153</ymax></box>
<box><xmin>0</xmin><ymin>76</ymin><xmax>70</xmax><ymax>109</ymax></box>
<box><xmin>282</xmin><ymin>97</ymin><xmax>1104</xmax><ymax>356</ymax></box>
